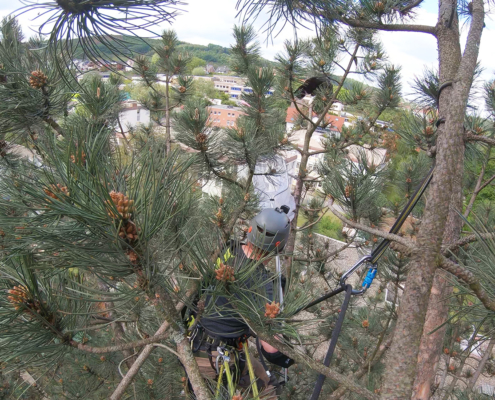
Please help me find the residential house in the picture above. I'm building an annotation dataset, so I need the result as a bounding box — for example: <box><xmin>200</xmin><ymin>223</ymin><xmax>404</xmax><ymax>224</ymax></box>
<box><xmin>115</xmin><ymin>100</ymin><xmax>150</xmax><ymax>144</ymax></box>
<box><xmin>206</xmin><ymin>64</ymin><xmax>216</xmax><ymax>74</ymax></box>
<box><xmin>215</xmin><ymin>66</ymin><xmax>230</xmax><ymax>74</ymax></box>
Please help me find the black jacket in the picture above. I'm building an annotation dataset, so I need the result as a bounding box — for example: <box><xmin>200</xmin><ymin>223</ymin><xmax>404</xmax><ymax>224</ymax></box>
<box><xmin>199</xmin><ymin>241</ymin><xmax>274</xmax><ymax>339</ymax></box>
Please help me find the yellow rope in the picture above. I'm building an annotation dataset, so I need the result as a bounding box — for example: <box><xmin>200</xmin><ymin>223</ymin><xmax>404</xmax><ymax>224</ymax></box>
<box><xmin>223</xmin><ymin>352</ymin><xmax>235</xmax><ymax>397</ymax></box>
<box><xmin>243</xmin><ymin>341</ymin><xmax>260</xmax><ymax>399</ymax></box>
<box><xmin>215</xmin><ymin>362</ymin><xmax>225</xmax><ymax>398</ymax></box>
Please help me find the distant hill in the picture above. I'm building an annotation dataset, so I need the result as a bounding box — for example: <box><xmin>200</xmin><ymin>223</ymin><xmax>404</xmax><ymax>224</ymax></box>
<box><xmin>176</xmin><ymin>42</ymin><xmax>230</xmax><ymax>65</ymax></box>
<box><xmin>72</xmin><ymin>35</ymin><xmax>232</xmax><ymax>66</ymax></box>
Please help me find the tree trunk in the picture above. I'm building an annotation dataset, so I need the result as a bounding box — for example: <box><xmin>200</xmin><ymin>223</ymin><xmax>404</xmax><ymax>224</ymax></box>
<box><xmin>381</xmin><ymin>0</ymin><xmax>484</xmax><ymax>396</ymax></box>
<box><xmin>414</xmin><ymin>93</ymin><xmax>465</xmax><ymax>399</ymax></box>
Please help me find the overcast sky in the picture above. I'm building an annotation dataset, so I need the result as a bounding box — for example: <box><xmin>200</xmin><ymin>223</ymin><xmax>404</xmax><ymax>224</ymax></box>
<box><xmin>0</xmin><ymin>0</ymin><xmax>494</xmax><ymax>103</ymax></box>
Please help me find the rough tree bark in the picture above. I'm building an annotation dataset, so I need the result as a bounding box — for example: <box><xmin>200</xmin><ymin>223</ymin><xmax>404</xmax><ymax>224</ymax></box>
<box><xmin>381</xmin><ymin>0</ymin><xmax>485</xmax><ymax>397</ymax></box>
<box><xmin>413</xmin><ymin>13</ymin><xmax>464</xmax><ymax>389</ymax></box>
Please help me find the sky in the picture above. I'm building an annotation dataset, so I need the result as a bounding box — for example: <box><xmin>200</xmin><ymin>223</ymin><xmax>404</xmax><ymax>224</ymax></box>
<box><xmin>0</xmin><ymin>0</ymin><xmax>494</xmax><ymax>103</ymax></box>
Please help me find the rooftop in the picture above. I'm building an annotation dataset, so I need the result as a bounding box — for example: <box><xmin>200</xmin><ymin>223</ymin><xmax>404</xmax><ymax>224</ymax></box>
<box><xmin>208</xmin><ymin>104</ymin><xmax>243</xmax><ymax>111</ymax></box>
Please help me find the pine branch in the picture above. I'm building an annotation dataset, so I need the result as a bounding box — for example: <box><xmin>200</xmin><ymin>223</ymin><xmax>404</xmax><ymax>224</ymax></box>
<box><xmin>296</xmin><ymin>207</ymin><xmax>329</xmax><ymax>231</ymax></box>
<box><xmin>439</xmin><ymin>256</ymin><xmax>495</xmax><ymax>311</ymax></box>
<box><xmin>442</xmin><ymin>233</ymin><xmax>495</xmax><ymax>255</ymax></box>
<box><xmin>341</xmin><ymin>18</ymin><xmax>437</xmax><ymax>35</ymax></box>
<box><xmin>253</xmin><ymin>328</ymin><xmax>380</xmax><ymax>400</ymax></box>
<box><xmin>327</xmin><ymin>337</ymin><xmax>393</xmax><ymax>400</ymax></box>
<box><xmin>110</xmin><ymin>289</ymin><xmax>195</xmax><ymax>400</ymax></box>
<box><xmin>222</xmin><ymin>169</ymin><xmax>254</xmax><ymax>240</ymax></box>
<box><xmin>44</xmin><ymin>116</ymin><xmax>65</xmax><ymax>136</ymax></box>
<box><xmin>468</xmin><ymin>336</ymin><xmax>495</xmax><ymax>389</ymax></box>
<box><xmin>70</xmin><ymin>331</ymin><xmax>172</xmax><ymax>354</ymax></box>
<box><xmin>328</xmin><ymin>201</ymin><xmax>414</xmax><ymax>249</ymax></box>
<box><xmin>465</xmin><ymin>133</ymin><xmax>495</xmax><ymax>146</ymax></box>
<box><xmin>293</xmin><ymin>237</ymin><xmax>355</xmax><ymax>263</ymax></box>
<box><xmin>454</xmin><ymin>0</ymin><xmax>485</xmax><ymax>88</ymax></box>
<box><xmin>400</xmin><ymin>0</ymin><xmax>425</xmax><ymax>15</ymax></box>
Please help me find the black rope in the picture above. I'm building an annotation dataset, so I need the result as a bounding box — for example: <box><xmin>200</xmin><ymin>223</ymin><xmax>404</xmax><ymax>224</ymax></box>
<box><xmin>310</xmin><ymin>285</ymin><xmax>353</xmax><ymax>400</ymax></box>
<box><xmin>436</xmin><ymin>81</ymin><xmax>453</xmax><ymax>107</ymax></box>
<box><xmin>296</xmin><ymin>285</ymin><xmax>346</xmax><ymax>314</ymax></box>
<box><xmin>435</xmin><ymin>117</ymin><xmax>446</xmax><ymax>128</ymax></box>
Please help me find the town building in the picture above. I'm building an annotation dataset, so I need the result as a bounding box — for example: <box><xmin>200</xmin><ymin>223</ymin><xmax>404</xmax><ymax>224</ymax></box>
<box><xmin>285</xmin><ymin>103</ymin><xmax>346</xmax><ymax>135</ymax></box>
<box><xmin>114</xmin><ymin>100</ymin><xmax>150</xmax><ymax>144</ymax></box>
<box><xmin>212</xmin><ymin>75</ymin><xmax>274</xmax><ymax>100</ymax></box>
<box><xmin>206</xmin><ymin>64</ymin><xmax>216</xmax><ymax>74</ymax></box>
<box><xmin>207</xmin><ymin>104</ymin><xmax>244</xmax><ymax>128</ymax></box>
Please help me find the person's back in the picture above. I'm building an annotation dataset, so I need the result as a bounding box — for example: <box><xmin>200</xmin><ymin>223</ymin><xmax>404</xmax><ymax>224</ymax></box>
<box><xmin>199</xmin><ymin>240</ymin><xmax>274</xmax><ymax>339</ymax></box>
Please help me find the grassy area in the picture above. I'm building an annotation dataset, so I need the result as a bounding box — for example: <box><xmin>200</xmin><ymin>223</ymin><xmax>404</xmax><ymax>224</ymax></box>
<box><xmin>297</xmin><ymin>212</ymin><xmax>344</xmax><ymax>241</ymax></box>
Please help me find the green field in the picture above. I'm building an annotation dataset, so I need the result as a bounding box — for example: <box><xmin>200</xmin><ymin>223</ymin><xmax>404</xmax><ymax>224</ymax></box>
<box><xmin>297</xmin><ymin>212</ymin><xmax>344</xmax><ymax>241</ymax></box>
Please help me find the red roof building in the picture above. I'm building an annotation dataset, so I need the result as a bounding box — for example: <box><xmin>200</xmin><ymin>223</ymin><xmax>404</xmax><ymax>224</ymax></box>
<box><xmin>285</xmin><ymin>105</ymin><xmax>345</xmax><ymax>132</ymax></box>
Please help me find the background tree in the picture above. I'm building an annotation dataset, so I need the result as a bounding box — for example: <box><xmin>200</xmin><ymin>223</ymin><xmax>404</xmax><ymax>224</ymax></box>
<box><xmin>137</xmin><ymin>29</ymin><xmax>193</xmax><ymax>155</ymax></box>
<box><xmin>188</xmin><ymin>56</ymin><xmax>207</xmax><ymax>74</ymax></box>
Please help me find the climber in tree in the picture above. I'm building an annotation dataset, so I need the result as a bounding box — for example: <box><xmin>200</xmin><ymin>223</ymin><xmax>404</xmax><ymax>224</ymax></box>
<box><xmin>189</xmin><ymin>207</ymin><xmax>294</xmax><ymax>397</ymax></box>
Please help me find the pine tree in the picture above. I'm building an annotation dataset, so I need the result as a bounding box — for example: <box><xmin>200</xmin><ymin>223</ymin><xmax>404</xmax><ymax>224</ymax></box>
<box><xmin>136</xmin><ymin>29</ymin><xmax>193</xmax><ymax>154</ymax></box>
<box><xmin>2</xmin><ymin>0</ymin><xmax>495</xmax><ymax>398</ymax></box>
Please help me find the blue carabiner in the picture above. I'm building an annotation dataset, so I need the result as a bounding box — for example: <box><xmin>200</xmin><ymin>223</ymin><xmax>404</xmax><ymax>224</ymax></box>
<box><xmin>340</xmin><ymin>255</ymin><xmax>377</xmax><ymax>295</ymax></box>
<box><xmin>362</xmin><ymin>267</ymin><xmax>377</xmax><ymax>289</ymax></box>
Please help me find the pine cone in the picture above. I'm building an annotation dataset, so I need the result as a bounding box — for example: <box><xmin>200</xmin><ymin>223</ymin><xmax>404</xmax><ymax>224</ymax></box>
<box><xmin>105</xmin><ymin>191</ymin><xmax>134</xmax><ymax>219</ymax></box>
<box><xmin>215</xmin><ymin>208</ymin><xmax>223</xmax><ymax>226</ymax></box>
<box><xmin>232</xmin><ymin>393</ymin><xmax>243</xmax><ymax>400</ymax></box>
<box><xmin>344</xmin><ymin>185</ymin><xmax>352</xmax><ymax>197</ymax></box>
<box><xmin>126</xmin><ymin>250</ymin><xmax>139</xmax><ymax>264</ymax></box>
<box><xmin>44</xmin><ymin>184</ymin><xmax>70</xmax><ymax>201</ymax></box>
<box><xmin>362</xmin><ymin>319</ymin><xmax>369</xmax><ymax>328</ymax></box>
<box><xmin>70</xmin><ymin>151</ymin><xmax>86</xmax><ymax>164</ymax></box>
<box><xmin>178</xmin><ymin>86</ymin><xmax>186</xmax><ymax>93</ymax></box>
<box><xmin>29</xmin><ymin>70</ymin><xmax>48</xmax><ymax>89</ymax></box>
<box><xmin>7</xmin><ymin>285</ymin><xmax>30</xmax><ymax>308</ymax></box>
<box><xmin>119</xmin><ymin>221</ymin><xmax>138</xmax><ymax>243</ymax></box>
<box><xmin>215</xmin><ymin>263</ymin><xmax>235</xmax><ymax>282</ymax></box>
<box><xmin>196</xmin><ymin>133</ymin><xmax>207</xmax><ymax>144</ymax></box>
<box><xmin>264</xmin><ymin>301</ymin><xmax>281</xmax><ymax>318</ymax></box>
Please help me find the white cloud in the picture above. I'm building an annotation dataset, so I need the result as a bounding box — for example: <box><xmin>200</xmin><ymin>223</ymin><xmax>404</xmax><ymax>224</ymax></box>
<box><xmin>0</xmin><ymin>0</ymin><xmax>493</xmax><ymax>99</ymax></box>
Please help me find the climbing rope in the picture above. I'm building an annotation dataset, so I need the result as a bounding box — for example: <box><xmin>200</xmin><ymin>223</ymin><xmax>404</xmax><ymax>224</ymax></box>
<box><xmin>307</xmin><ymin>164</ymin><xmax>435</xmax><ymax>400</ymax></box>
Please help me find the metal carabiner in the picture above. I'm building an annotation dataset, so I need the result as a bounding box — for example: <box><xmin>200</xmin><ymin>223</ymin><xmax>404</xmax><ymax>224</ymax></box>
<box><xmin>340</xmin><ymin>255</ymin><xmax>377</xmax><ymax>295</ymax></box>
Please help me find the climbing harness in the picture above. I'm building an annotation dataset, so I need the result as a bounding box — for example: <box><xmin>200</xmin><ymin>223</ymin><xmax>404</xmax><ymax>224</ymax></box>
<box><xmin>306</xmin><ymin>164</ymin><xmax>435</xmax><ymax>400</ymax></box>
<box><xmin>186</xmin><ymin>317</ymin><xmax>263</xmax><ymax>399</ymax></box>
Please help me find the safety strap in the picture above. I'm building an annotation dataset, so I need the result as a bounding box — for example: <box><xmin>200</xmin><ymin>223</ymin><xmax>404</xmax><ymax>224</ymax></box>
<box><xmin>310</xmin><ymin>285</ymin><xmax>353</xmax><ymax>400</ymax></box>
